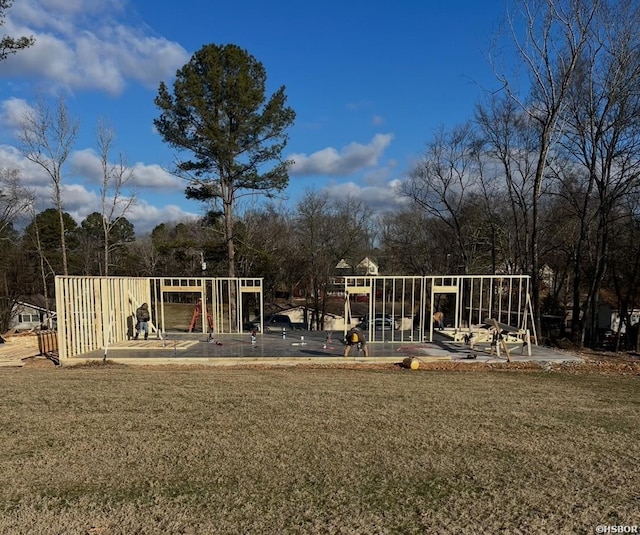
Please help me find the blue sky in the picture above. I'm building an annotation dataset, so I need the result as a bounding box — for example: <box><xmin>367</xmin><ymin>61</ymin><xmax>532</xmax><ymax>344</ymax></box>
<box><xmin>0</xmin><ymin>0</ymin><xmax>509</xmax><ymax>234</ymax></box>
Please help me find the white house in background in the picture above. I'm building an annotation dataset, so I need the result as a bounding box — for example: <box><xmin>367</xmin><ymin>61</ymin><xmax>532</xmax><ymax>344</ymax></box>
<box><xmin>329</xmin><ymin>258</ymin><xmax>380</xmax><ymax>298</ymax></box>
<box><xmin>276</xmin><ymin>305</ymin><xmax>344</xmax><ymax>331</ymax></box>
<box><xmin>335</xmin><ymin>257</ymin><xmax>379</xmax><ymax>276</ymax></box>
<box><xmin>594</xmin><ymin>289</ymin><xmax>640</xmax><ymax>333</ymax></box>
<box><xmin>9</xmin><ymin>295</ymin><xmax>56</xmax><ymax>331</ymax></box>
<box><xmin>357</xmin><ymin>257</ymin><xmax>379</xmax><ymax>276</ymax></box>
<box><xmin>600</xmin><ymin>307</ymin><xmax>640</xmax><ymax>334</ymax></box>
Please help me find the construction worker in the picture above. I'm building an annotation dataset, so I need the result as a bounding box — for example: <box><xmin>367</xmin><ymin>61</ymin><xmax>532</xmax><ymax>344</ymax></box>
<box><xmin>135</xmin><ymin>303</ymin><xmax>150</xmax><ymax>340</ymax></box>
<box><xmin>344</xmin><ymin>326</ymin><xmax>368</xmax><ymax>357</ymax></box>
<box><xmin>433</xmin><ymin>310</ymin><xmax>445</xmax><ymax>330</ymax></box>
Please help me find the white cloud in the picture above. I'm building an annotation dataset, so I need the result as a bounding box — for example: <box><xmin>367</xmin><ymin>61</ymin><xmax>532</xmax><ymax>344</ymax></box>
<box><xmin>125</xmin><ymin>200</ymin><xmax>200</xmax><ymax>234</ymax></box>
<box><xmin>70</xmin><ymin>149</ymin><xmax>183</xmax><ymax>190</ymax></box>
<box><xmin>39</xmin><ymin>0</ymin><xmax>125</xmax><ymax>17</ymax></box>
<box><xmin>0</xmin><ymin>144</ymin><xmax>194</xmax><ymax>234</ymax></box>
<box><xmin>0</xmin><ymin>98</ymin><xmax>34</xmax><ymax>133</ymax></box>
<box><xmin>289</xmin><ymin>133</ymin><xmax>394</xmax><ymax>177</ymax></box>
<box><xmin>68</xmin><ymin>149</ymin><xmax>102</xmax><ymax>183</ymax></box>
<box><xmin>51</xmin><ymin>182</ymin><xmax>198</xmax><ymax>235</ymax></box>
<box><xmin>0</xmin><ymin>144</ymin><xmax>52</xmax><ymax>186</ymax></box>
<box><xmin>361</xmin><ymin>164</ymin><xmax>397</xmax><ymax>187</ymax></box>
<box><xmin>324</xmin><ymin>178</ymin><xmax>410</xmax><ymax>213</ymax></box>
<box><xmin>1</xmin><ymin>0</ymin><xmax>189</xmax><ymax>95</ymax></box>
<box><xmin>62</xmin><ymin>182</ymin><xmax>99</xmax><ymax>211</ymax></box>
<box><xmin>13</xmin><ymin>0</ymin><xmax>125</xmax><ymax>25</ymax></box>
<box><xmin>129</xmin><ymin>162</ymin><xmax>184</xmax><ymax>190</ymax></box>
<box><xmin>0</xmin><ymin>1</ymin><xmax>214</xmax><ymax>235</ymax></box>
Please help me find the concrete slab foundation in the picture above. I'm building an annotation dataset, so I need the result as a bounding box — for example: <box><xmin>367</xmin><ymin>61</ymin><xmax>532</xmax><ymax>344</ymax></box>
<box><xmin>70</xmin><ymin>330</ymin><xmax>582</xmax><ymax>367</ymax></box>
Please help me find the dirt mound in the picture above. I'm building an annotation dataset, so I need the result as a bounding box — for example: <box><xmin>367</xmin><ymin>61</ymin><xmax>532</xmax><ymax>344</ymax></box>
<box><xmin>22</xmin><ymin>356</ymin><xmax>57</xmax><ymax>368</ymax></box>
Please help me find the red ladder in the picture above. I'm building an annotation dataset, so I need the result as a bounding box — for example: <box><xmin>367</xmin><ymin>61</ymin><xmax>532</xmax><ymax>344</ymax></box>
<box><xmin>188</xmin><ymin>299</ymin><xmax>214</xmax><ymax>332</ymax></box>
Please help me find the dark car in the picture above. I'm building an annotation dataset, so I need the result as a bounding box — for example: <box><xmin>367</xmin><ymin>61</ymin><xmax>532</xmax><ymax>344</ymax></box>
<box><xmin>244</xmin><ymin>314</ymin><xmax>303</xmax><ymax>333</ymax></box>
<box><xmin>358</xmin><ymin>313</ymin><xmax>399</xmax><ymax>331</ymax></box>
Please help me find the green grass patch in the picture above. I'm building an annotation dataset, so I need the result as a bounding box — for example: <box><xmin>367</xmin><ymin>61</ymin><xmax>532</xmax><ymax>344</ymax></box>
<box><xmin>0</xmin><ymin>367</ymin><xmax>638</xmax><ymax>533</ymax></box>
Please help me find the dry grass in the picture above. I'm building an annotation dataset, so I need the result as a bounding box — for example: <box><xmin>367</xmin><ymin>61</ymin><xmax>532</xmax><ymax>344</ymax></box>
<box><xmin>0</xmin><ymin>366</ymin><xmax>638</xmax><ymax>534</ymax></box>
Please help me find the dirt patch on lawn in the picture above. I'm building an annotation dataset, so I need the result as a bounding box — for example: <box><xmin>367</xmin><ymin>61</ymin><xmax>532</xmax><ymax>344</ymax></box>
<box><xmin>21</xmin><ymin>356</ymin><xmax>57</xmax><ymax>368</ymax></box>
<box><xmin>108</xmin><ymin>355</ymin><xmax>640</xmax><ymax>376</ymax></box>
<box><xmin>399</xmin><ymin>358</ymin><xmax>640</xmax><ymax>376</ymax></box>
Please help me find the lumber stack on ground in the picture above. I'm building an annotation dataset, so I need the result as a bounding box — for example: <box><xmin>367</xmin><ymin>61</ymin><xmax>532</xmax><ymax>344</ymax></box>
<box><xmin>0</xmin><ymin>332</ymin><xmax>40</xmax><ymax>366</ymax></box>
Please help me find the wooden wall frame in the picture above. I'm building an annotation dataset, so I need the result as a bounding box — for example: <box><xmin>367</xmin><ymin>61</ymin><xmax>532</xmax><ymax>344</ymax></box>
<box><xmin>55</xmin><ymin>275</ymin><xmax>532</xmax><ymax>357</ymax></box>
<box><xmin>55</xmin><ymin>276</ymin><xmax>263</xmax><ymax>359</ymax></box>
<box><xmin>343</xmin><ymin>275</ymin><xmax>536</xmax><ymax>344</ymax></box>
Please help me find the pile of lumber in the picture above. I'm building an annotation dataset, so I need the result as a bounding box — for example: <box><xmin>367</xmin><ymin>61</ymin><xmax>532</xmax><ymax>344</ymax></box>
<box><xmin>0</xmin><ymin>331</ymin><xmax>41</xmax><ymax>366</ymax></box>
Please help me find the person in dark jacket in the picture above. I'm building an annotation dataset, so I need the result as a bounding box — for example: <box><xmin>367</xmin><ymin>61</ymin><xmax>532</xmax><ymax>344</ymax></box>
<box><xmin>343</xmin><ymin>326</ymin><xmax>368</xmax><ymax>357</ymax></box>
<box><xmin>135</xmin><ymin>303</ymin><xmax>150</xmax><ymax>340</ymax></box>
<box><xmin>433</xmin><ymin>310</ymin><xmax>445</xmax><ymax>330</ymax></box>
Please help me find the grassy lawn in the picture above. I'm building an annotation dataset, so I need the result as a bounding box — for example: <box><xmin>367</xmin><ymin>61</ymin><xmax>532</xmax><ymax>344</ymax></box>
<box><xmin>0</xmin><ymin>365</ymin><xmax>638</xmax><ymax>534</ymax></box>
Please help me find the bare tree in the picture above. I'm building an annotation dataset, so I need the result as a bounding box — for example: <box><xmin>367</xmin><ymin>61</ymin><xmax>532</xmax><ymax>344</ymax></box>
<box><xmin>0</xmin><ymin>168</ymin><xmax>31</xmax><ymax>235</ymax></box>
<box><xmin>401</xmin><ymin>122</ymin><xmax>483</xmax><ymax>274</ymax></box>
<box><xmin>235</xmin><ymin>204</ymin><xmax>296</xmax><ymax>299</ymax></box>
<box><xmin>126</xmin><ymin>235</ymin><xmax>162</xmax><ymax>277</ymax></box>
<box><xmin>27</xmin><ymin>199</ymin><xmax>55</xmax><ymax>324</ymax></box>
<box><xmin>378</xmin><ymin>210</ymin><xmax>439</xmax><ymax>276</ymax></box>
<box><xmin>294</xmin><ymin>190</ymin><xmax>373</xmax><ymax>329</ymax></box>
<box><xmin>96</xmin><ymin>120</ymin><xmax>136</xmax><ymax>275</ymax></box>
<box><xmin>560</xmin><ymin>0</ymin><xmax>640</xmax><ymax>345</ymax></box>
<box><xmin>476</xmin><ymin>95</ymin><xmax>538</xmax><ymax>274</ymax></box>
<box><xmin>19</xmin><ymin>95</ymin><xmax>79</xmax><ymax>275</ymax></box>
<box><xmin>294</xmin><ymin>191</ymin><xmax>334</xmax><ymax>330</ymax></box>
<box><xmin>609</xmin><ymin>192</ymin><xmax>640</xmax><ymax>352</ymax></box>
<box><xmin>0</xmin><ymin>168</ymin><xmax>34</xmax><ymax>332</ymax></box>
<box><xmin>492</xmin><ymin>0</ymin><xmax>600</xmax><ymax>336</ymax></box>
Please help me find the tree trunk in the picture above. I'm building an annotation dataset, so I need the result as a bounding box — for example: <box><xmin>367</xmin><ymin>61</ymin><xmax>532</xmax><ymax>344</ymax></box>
<box><xmin>35</xmin><ymin>220</ymin><xmax>50</xmax><ymax>317</ymax></box>
<box><xmin>56</xmin><ymin>192</ymin><xmax>68</xmax><ymax>276</ymax></box>
<box><xmin>104</xmin><ymin>227</ymin><xmax>109</xmax><ymax>277</ymax></box>
<box><xmin>223</xmin><ymin>181</ymin><xmax>236</xmax><ymax>328</ymax></box>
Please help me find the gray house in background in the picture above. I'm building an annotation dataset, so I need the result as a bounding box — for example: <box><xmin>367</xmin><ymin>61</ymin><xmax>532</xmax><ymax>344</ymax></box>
<box><xmin>9</xmin><ymin>295</ymin><xmax>56</xmax><ymax>332</ymax></box>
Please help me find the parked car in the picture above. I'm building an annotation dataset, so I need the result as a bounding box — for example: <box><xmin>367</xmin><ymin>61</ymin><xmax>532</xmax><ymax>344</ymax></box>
<box><xmin>244</xmin><ymin>314</ymin><xmax>305</xmax><ymax>333</ymax></box>
<box><xmin>358</xmin><ymin>313</ymin><xmax>399</xmax><ymax>330</ymax></box>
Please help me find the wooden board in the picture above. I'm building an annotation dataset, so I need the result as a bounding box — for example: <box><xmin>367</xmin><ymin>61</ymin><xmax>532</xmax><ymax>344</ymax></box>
<box><xmin>0</xmin><ymin>335</ymin><xmax>40</xmax><ymax>364</ymax></box>
<box><xmin>491</xmin><ymin>319</ymin><xmax>511</xmax><ymax>362</ymax></box>
<box><xmin>482</xmin><ymin>318</ymin><xmax>522</xmax><ymax>333</ymax></box>
<box><xmin>108</xmin><ymin>340</ymin><xmax>199</xmax><ymax>350</ymax></box>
